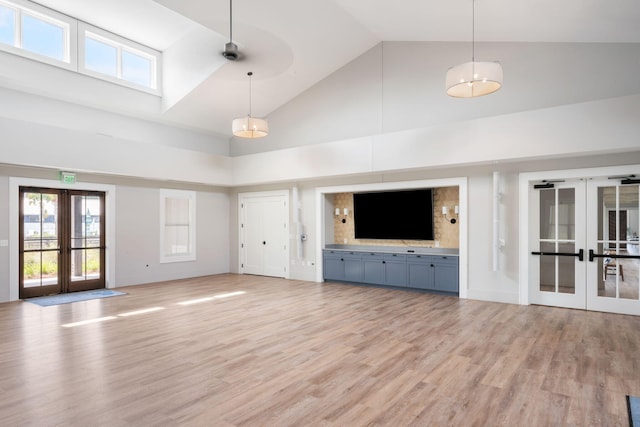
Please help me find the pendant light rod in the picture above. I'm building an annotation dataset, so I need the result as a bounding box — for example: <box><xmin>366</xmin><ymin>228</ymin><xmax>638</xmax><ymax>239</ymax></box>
<box><xmin>472</xmin><ymin>0</ymin><xmax>475</xmax><ymax>62</ymax></box>
<box><xmin>247</xmin><ymin>71</ymin><xmax>252</xmax><ymax>117</ymax></box>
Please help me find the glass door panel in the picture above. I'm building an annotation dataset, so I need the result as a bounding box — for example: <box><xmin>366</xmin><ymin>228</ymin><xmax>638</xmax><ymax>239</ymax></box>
<box><xmin>587</xmin><ymin>181</ymin><xmax>640</xmax><ymax>315</ymax></box>
<box><xmin>19</xmin><ymin>189</ymin><xmax>62</xmax><ymax>298</ymax></box>
<box><xmin>530</xmin><ymin>182</ymin><xmax>586</xmax><ymax>309</ymax></box>
<box><xmin>68</xmin><ymin>192</ymin><xmax>105</xmax><ymax>292</ymax></box>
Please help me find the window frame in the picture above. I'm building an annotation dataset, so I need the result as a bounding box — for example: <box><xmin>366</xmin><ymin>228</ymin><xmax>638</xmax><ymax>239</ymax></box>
<box><xmin>78</xmin><ymin>22</ymin><xmax>162</xmax><ymax>95</ymax></box>
<box><xmin>0</xmin><ymin>0</ymin><xmax>161</xmax><ymax>95</ymax></box>
<box><xmin>0</xmin><ymin>0</ymin><xmax>76</xmax><ymax>70</ymax></box>
<box><xmin>159</xmin><ymin>189</ymin><xmax>196</xmax><ymax>264</ymax></box>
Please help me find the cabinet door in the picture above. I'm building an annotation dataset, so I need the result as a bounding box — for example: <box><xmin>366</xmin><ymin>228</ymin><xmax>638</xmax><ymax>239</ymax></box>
<box><xmin>384</xmin><ymin>254</ymin><xmax>407</xmax><ymax>286</ymax></box>
<box><xmin>323</xmin><ymin>252</ymin><xmax>345</xmax><ymax>281</ymax></box>
<box><xmin>363</xmin><ymin>253</ymin><xmax>385</xmax><ymax>285</ymax></box>
<box><xmin>343</xmin><ymin>252</ymin><xmax>363</xmax><ymax>282</ymax></box>
<box><xmin>407</xmin><ymin>255</ymin><xmax>434</xmax><ymax>289</ymax></box>
<box><xmin>433</xmin><ymin>256</ymin><xmax>459</xmax><ymax>293</ymax></box>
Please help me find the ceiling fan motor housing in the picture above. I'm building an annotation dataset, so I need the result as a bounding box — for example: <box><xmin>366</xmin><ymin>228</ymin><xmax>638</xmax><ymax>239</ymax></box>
<box><xmin>223</xmin><ymin>42</ymin><xmax>239</xmax><ymax>60</ymax></box>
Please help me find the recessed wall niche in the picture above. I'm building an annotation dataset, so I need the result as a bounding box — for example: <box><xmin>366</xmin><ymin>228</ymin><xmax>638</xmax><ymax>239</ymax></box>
<box><xmin>333</xmin><ymin>187</ymin><xmax>459</xmax><ymax>248</ymax></box>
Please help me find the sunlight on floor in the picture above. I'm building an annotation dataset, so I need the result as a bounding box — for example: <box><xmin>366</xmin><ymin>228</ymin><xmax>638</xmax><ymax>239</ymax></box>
<box><xmin>117</xmin><ymin>307</ymin><xmax>165</xmax><ymax>317</ymax></box>
<box><xmin>177</xmin><ymin>291</ymin><xmax>246</xmax><ymax>306</ymax></box>
<box><xmin>60</xmin><ymin>291</ymin><xmax>247</xmax><ymax>326</ymax></box>
<box><xmin>61</xmin><ymin>316</ymin><xmax>117</xmax><ymax>328</ymax></box>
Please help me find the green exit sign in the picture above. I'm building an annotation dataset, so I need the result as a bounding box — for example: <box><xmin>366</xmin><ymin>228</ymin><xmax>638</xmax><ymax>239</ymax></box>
<box><xmin>60</xmin><ymin>171</ymin><xmax>76</xmax><ymax>184</ymax></box>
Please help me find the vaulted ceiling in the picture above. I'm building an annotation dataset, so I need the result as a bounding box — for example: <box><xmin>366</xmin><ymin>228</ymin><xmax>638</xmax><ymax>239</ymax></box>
<box><xmin>9</xmin><ymin>0</ymin><xmax>640</xmax><ymax>141</ymax></box>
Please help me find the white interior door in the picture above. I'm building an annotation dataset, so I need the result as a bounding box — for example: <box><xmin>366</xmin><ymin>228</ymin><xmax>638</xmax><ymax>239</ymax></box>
<box><xmin>239</xmin><ymin>192</ymin><xmax>289</xmax><ymax>278</ymax></box>
<box><xmin>529</xmin><ymin>177</ymin><xmax>640</xmax><ymax>315</ymax></box>
<box><xmin>530</xmin><ymin>181</ymin><xmax>587</xmax><ymax>309</ymax></box>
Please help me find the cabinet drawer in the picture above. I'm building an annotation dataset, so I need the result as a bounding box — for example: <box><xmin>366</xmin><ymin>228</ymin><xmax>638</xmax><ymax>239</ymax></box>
<box><xmin>432</xmin><ymin>255</ymin><xmax>458</xmax><ymax>265</ymax></box>
<box><xmin>384</xmin><ymin>253</ymin><xmax>406</xmax><ymax>262</ymax></box>
<box><xmin>407</xmin><ymin>254</ymin><xmax>432</xmax><ymax>263</ymax></box>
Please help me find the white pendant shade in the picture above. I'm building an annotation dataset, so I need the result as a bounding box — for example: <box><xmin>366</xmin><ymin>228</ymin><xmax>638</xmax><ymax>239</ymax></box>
<box><xmin>232</xmin><ymin>115</ymin><xmax>268</xmax><ymax>138</ymax></box>
<box><xmin>446</xmin><ymin>61</ymin><xmax>503</xmax><ymax>98</ymax></box>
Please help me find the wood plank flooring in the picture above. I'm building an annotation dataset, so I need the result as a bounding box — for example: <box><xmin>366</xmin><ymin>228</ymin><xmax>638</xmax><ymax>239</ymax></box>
<box><xmin>1</xmin><ymin>274</ymin><xmax>639</xmax><ymax>426</ymax></box>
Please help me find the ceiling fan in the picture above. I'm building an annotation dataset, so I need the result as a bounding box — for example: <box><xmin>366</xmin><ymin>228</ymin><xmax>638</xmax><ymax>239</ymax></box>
<box><xmin>222</xmin><ymin>0</ymin><xmax>242</xmax><ymax>61</ymax></box>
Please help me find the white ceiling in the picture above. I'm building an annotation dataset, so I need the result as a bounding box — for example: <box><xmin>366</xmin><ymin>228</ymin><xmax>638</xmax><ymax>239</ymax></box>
<box><xmin>16</xmin><ymin>0</ymin><xmax>640</xmax><ymax>138</ymax></box>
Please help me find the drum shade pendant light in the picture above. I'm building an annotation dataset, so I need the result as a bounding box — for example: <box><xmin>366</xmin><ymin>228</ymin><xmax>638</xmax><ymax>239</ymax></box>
<box><xmin>446</xmin><ymin>0</ymin><xmax>502</xmax><ymax>98</ymax></box>
<box><xmin>232</xmin><ymin>72</ymin><xmax>268</xmax><ymax>138</ymax></box>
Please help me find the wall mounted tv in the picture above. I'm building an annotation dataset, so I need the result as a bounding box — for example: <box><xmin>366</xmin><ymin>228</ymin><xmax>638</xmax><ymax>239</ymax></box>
<box><xmin>353</xmin><ymin>189</ymin><xmax>434</xmax><ymax>240</ymax></box>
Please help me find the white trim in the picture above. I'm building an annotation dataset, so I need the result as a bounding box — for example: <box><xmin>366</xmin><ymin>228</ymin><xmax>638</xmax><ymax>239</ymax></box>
<box><xmin>0</xmin><ymin>0</ymin><xmax>77</xmax><ymax>71</ymax></box>
<box><xmin>159</xmin><ymin>189</ymin><xmax>196</xmax><ymax>264</ymax></box>
<box><xmin>315</xmin><ymin>178</ymin><xmax>468</xmax><ymax>299</ymax></box>
<box><xmin>8</xmin><ymin>177</ymin><xmax>116</xmax><ymax>301</ymax></box>
<box><xmin>518</xmin><ymin>164</ymin><xmax>640</xmax><ymax>307</ymax></box>
<box><xmin>78</xmin><ymin>22</ymin><xmax>161</xmax><ymax>95</ymax></box>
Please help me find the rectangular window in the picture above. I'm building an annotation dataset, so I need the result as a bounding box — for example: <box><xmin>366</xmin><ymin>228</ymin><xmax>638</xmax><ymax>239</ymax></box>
<box><xmin>160</xmin><ymin>190</ymin><xmax>196</xmax><ymax>263</ymax></box>
<box><xmin>84</xmin><ymin>35</ymin><xmax>117</xmax><ymax>76</ymax></box>
<box><xmin>0</xmin><ymin>0</ymin><xmax>160</xmax><ymax>95</ymax></box>
<box><xmin>0</xmin><ymin>4</ymin><xmax>16</xmax><ymax>46</ymax></box>
<box><xmin>0</xmin><ymin>0</ymin><xmax>71</xmax><ymax>65</ymax></box>
<box><xmin>122</xmin><ymin>49</ymin><xmax>152</xmax><ymax>88</ymax></box>
<box><xmin>21</xmin><ymin>11</ymin><xmax>65</xmax><ymax>61</ymax></box>
<box><xmin>79</xmin><ymin>24</ymin><xmax>160</xmax><ymax>94</ymax></box>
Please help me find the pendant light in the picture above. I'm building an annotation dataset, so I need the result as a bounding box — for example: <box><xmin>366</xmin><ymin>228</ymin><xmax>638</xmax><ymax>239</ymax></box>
<box><xmin>232</xmin><ymin>72</ymin><xmax>268</xmax><ymax>138</ymax></box>
<box><xmin>222</xmin><ymin>0</ymin><xmax>239</xmax><ymax>61</ymax></box>
<box><xmin>446</xmin><ymin>0</ymin><xmax>502</xmax><ymax>98</ymax></box>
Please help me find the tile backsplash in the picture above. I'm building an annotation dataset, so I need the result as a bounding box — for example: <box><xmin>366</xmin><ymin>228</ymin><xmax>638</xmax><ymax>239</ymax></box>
<box><xmin>333</xmin><ymin>187</ymin><xmax>459</xmax><ymax>248</ymax></box>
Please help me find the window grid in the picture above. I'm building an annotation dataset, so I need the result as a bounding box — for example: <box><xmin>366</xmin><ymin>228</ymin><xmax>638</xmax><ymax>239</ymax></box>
<box><xmin>0</xmin><ymin>0</ymin><xmax>160</xmax><ymax>95</ymax></box>
<box><xmin>84</xmin><ymin>30</ymin><xmax>157</xmax><ymax>91</ymax></box>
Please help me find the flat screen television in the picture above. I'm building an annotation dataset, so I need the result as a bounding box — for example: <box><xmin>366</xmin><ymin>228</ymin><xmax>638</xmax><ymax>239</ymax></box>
<box><xmin>353</xmin><ymin>189</ymin><xmax>434</xmax><ymax>240</ymax></box>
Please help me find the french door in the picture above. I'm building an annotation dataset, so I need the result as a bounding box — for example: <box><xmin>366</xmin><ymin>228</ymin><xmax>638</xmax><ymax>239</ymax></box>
<box><xmin>530</xmin><ymin>178</ymin><xmax>640</xmax><ymax>315</ymax></box>
<box><xmin>19</xmin><ymin>187</ymin><xmax>106</xmax><ymax>299</ymax></box>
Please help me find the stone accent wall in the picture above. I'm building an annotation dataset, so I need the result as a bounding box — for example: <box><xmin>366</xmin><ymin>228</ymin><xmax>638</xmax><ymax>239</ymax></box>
<box><xmin>333</xmin><ymin>187</ymin><xmax>459</xmax><ymax>249</ymax></box>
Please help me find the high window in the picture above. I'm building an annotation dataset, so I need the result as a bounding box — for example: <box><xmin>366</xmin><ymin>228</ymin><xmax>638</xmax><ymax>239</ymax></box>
<box><xmin>0</xmin><ymin>0</ymin><xmax>160</xmax><ymax>94</ymax></box>
<box><xmin>0</xmin><ymin>0</ymin><xmax>73</xmax><ymax>68</ymax></box>
<box><xmin>79</xmin><ymin>24</ymin><xmax>159</xmax><ymax>93</ymax></box>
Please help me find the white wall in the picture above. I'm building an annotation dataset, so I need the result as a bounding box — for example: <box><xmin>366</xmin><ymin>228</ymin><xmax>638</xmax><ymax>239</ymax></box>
<box><xmin>0</xmin><ymin>165</ymin><xmax>231</xmax><ymax>302</ymax></box>
<box><xmin>231</xmin><ymin>41</ymin><xmax>640</xmax><ymax>156</ymax></box>
<box><xmin>115</xmin><ymin>187</ymin><xmax>230</xmax><ymax>286</ymax></box>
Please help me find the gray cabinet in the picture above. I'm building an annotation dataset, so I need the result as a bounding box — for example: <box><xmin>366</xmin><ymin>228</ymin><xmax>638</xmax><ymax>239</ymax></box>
<box><xmin>322</xmin><ymin>249</ymin><xmax>457</xmax><ymax>295</ymax></box>
<box><xmin>343</xmin><ymin>252</ymin><xmax>363</xmax><ymax>282</ymax></box>
<box><xmin>323</xmin><ymin>250</ymin><xmax>344</xmax><ymax>281</ymax></box>
<box><xmin>323</xmin><ymin>250</ymin><xmax>363</xmax><ymax>282</ymax></box>
<box><xmin>384</xmin><ymin>253</ymin><xmax>407</xmax><ymax>286</ymax></box>
<box><xmin>433</xmin><ymin>256</ymin><xmax>458</xmax><ymax>293</ymax></box>
<box><xmin>363</xmin><ymin>252</ymin><xmax>386</xmax><ymax>285</ymax></box>
<box><xmin>407</xmin><ymin>254</ymin><xmax>433</xmax><ymax>289</ymax></box>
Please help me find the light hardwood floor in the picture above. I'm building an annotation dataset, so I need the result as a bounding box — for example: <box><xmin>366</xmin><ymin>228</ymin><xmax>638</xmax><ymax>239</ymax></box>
<box><xmin>1</xmin><ymin>274</ymin><xmax>639</xmax><ymax>426</ymax></box>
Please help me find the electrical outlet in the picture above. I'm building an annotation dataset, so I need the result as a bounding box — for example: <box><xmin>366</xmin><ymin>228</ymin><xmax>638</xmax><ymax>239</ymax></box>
<box><xmin>435</xmin><ymin>241</ymin><xmax>440</xmax><ymax>247</ymax></box>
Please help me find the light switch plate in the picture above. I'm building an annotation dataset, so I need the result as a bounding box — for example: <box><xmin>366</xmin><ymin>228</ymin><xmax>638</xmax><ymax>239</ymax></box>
<box><xmin>0</xmin><ymin>240</ymin><xmax>8</xmax><ymax>247</ymax></box>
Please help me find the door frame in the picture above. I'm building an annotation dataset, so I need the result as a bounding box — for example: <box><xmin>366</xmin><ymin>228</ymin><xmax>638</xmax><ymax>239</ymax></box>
<box><xmin>519</xmin><ymin>164</ymin><xmax>640</xmax><ymax>306</ymax></box>
<box><xmin>9</xmin><ymin>177</ymin><xmax>116</xmax><ymax>301</ymax></box>
<box><xmin>238</xmin><ymin>190</ymin><xmax>290</xmax><ymax>279</ymax></box>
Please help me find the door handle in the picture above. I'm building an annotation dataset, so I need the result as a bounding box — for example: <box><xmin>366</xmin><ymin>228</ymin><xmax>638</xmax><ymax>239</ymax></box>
<box><xmin>588</xmin><ymin>249</ymin><xmax>640</xmax><ymax>262</ymax></box>
<box><xmin>531</xmin><ymin>249</ymin><xmax>584</xmax><ymax>262</ymax></box>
